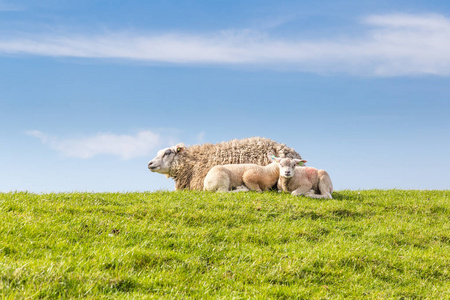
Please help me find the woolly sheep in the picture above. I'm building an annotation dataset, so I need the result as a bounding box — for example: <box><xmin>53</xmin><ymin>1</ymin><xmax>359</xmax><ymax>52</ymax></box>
<box><xmin>203</xmin><ymin>154</ymin><xmax>279</xmax><ymax>192</ymax></box>
<box><xmin>275</xmin><ymin>157</ymin><xmax>333</xmax><ymax>199</ymax></box>
<box><xmin>147</xmin><ymin>137</ymin><xmax>301</xmax><ymax>190</ymax></box>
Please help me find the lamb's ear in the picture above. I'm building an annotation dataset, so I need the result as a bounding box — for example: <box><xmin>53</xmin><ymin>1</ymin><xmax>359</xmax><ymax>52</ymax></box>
<box><xmin>175</xmin><ymin>143</ymin><xmax>185</xmax><ymax>154</ymax></box>
<box><xmin>269</xmin><ymin>153</ymin><xmax>281</xmax><ymax>162</ymax></box>
<box><xmin>293</xmin><ymin>159</ymin><xmax>307</xmax><ymax>166</ymax></box>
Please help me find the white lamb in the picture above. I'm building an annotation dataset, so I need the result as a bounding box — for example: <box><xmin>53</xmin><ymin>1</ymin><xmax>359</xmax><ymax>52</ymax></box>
<box><xmin>275</xmin><ymin>157</ymin><xmax>333</xmax><ymax>199</ymax></box>
<box><xmin>203</xmin><ymin>154</ymin><xmax>279</xmax><ymax>192</ymax></box>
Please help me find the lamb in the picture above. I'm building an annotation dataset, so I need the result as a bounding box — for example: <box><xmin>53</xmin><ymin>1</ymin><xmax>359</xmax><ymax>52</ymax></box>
<box><xmin>275</xmin><ymin>157</ymin><xmax>333</xmax><ymax>199</ymax></box>
<box><xmin>147</xmin><ymin>137</ymin><xmax>302</xmax><ymax>190</ymax></box>
<box><xmin>203</xmin><ymin>154</ymin><xmax>280</xmax><ymax>192</ymax></box>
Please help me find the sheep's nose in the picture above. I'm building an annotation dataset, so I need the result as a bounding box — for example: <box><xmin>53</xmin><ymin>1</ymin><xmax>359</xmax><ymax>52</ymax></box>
<box><xmin>148</xmin><ymin>161</ymin><xmax>154</xmax><ymax>169</ymax></box>
<box><xmin>285</xmin><ymin>171</ymin><xmax>291</xmax><ymax>176</ymax></box>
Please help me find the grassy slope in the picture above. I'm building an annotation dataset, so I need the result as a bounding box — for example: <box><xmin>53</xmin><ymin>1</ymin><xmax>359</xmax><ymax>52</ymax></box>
<box><xmin>0</xmin><ymin>190</ymin><xmax>449</xmax><ymax>299</ymax></box>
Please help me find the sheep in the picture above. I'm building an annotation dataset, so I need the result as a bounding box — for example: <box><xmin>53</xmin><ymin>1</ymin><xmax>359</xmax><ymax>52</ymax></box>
<box><xmin>203</xmin><ymin>154</ymin><xmax>280</xmax><ymax>192</ymax></box>
<box><xmin>147</xmin><ymin>137</ymin><xmax>302</xmax><ymax>190</ymax></box>
<box><xmin>275</xmin><ymin>157</ymin><xmax>333</xmax><ymax>199</ymax></box>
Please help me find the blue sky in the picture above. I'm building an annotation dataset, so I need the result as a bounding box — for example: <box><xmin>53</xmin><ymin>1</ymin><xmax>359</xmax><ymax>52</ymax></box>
<box><xmin>1</xmin><ymin>0</ymin><xmax>449</xmax><ymax>192</ymax></box>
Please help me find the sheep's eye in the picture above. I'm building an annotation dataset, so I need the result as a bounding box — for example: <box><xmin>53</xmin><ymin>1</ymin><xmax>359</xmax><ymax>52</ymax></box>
<box><xmin>163</xmin><ymin>150</ymin><xmax>172</xmax><ymax>157</ymax></box>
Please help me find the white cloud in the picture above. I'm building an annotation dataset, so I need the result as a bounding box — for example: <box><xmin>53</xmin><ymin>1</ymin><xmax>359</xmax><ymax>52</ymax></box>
<box><xmin>2</xmin><ymin>13</ymin><xmax>450</xmax><ymax>76</ymax></box>
<box><xmin>26</xmin><ymin>130</ymin><xmax>163</xmax><ymax>159</ymax></box>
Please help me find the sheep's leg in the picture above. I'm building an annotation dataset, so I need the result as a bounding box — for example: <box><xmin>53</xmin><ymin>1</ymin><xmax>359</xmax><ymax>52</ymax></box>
<box><xmin>233</xmin><ymin>185</ymin><xmax>250</xmax><ymax>192</ymax></box>
<box><xmin>291</xmin><ymin>186</ymin><xmax>312</xmax><ymax>196</ymax></box>
<box><xmin>243</xmin><ymin>181</ymin><xmax>262</xmax><ymax>192</ymax></box>
<box><xmin>242</xmin><ymin>171</ymin><xmax>263</xmax><ymax>192</ymax></box>
<box><xmin>305</xmin><ymin>186</ymin><xmax>332</xmax><ymax>199</ymax></box>
<box><xmin>320</xmin><ymin>170</ymin><xmax>333</xmax><ymax>199</ymax></box>
<box><xmin>214</xmin><ymin>183</ymin><xmax>231</xmax><ymax>192</ymax></box>
<box><xmin>307</xmin><ymin>171</ymin><xmax>333</xmax><ymax>199</ymax></box>
<box><xmin>305</xmin><ymin>189</ymin><xmax>317</xmax><ymax>197</ymax></box>
<box><xmin>306</xmin><ymin>192</ymin><xmax>332</xmax><ymax>199</ymax></box>
<box><xmin>203</xmin><ymin>171</ymin><xmax>231</xmax><ymax>192</ymax></box>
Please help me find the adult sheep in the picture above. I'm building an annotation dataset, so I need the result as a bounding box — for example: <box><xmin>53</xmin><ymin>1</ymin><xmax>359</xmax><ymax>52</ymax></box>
<box><xmin>147</xmin><ymin>137</ymin><xmax>302</xmax><ymax>190</ymax></box>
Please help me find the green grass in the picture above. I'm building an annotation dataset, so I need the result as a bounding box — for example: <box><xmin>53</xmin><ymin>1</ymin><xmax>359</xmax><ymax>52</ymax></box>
<box><xmin>1</xmin><ymin>190</ymin><xmax>449</xmax><ymax>299</ymax></box>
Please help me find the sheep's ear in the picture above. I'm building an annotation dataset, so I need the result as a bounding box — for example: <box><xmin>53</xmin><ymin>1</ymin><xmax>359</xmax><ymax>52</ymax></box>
<box><xmin>293</xmin><ymin>159</ymin><xmax>307</xmax><ymax>166</ymax></box>
<box><xmin>269</xmin><ymin>154</ymin><xmax>281</xmax><ymax>162</ymax></box>
<box><xmin>298</xmin><ymin>160</ymin><xmax>307</xmax><ymax>166</ymax></box>
<box><xmin>175</xmin><ymin>143</ymin><xmax>185</xmax><ymax>153</ymax></box>
<box><xmin>268</xmin><ymin>153</ymin><xmax>276</xmax><ymax>161</ymax></box>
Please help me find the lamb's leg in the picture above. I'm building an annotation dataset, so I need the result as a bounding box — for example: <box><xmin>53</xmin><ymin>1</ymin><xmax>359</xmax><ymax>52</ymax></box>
<box><xmin>242</xmin><ymin>181</ymin><xmax>262</xmax><ymax>192</ymax></box>
<box><xmin>204</xmin><ymin>171</ymin><xmax>231</xmax><ymax>192</ymax></box>
<box><xmin>242</xmin><ymin>171</ymin><xmax>263</xmax><ymax>192</ymax></box>
<box><xmin>305</xmin><ymin>189</ymin><xmax>317</xmax><ymax>197</ymax></box>
<box><xmin>233</xmin><ymin>185</ymin><xmax>250</xmax><ymax>192</ymax></box>
<box><xmin>306</xmin><ymin>192</ymin><xmax>332</xmax><ymax>199</ymax></box>
<box><xmin>291</xmin><ymin>186</ymin><xmax>313</xmax><ymax>196</ymax></box>
<box><xmin>307</xmin><ymin>170</ymin><xmax>333</xmax><ymax>199</ymax></box>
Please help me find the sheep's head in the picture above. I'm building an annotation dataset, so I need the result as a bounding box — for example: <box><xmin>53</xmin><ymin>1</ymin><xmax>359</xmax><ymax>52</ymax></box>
<box><xmin>273</xmin><ymin>157</ymin><xmax>307</xmax><ymax>178</ymax></box>
<box><xmin>148</xmin><ymin>143</ymin><xmax>185</xmax><ymax>175</ymax></box>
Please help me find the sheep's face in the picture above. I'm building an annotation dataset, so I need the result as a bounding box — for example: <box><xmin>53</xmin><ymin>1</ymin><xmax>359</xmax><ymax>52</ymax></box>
<box><xmin>277</xmin><ymin>158</ymin><xmax>307</xmax><ymax>178</ymax></box>
<box><xmin>148</xmin><ymin>144</ymin><xmax>185</xmax><ymax>175</ymax></box>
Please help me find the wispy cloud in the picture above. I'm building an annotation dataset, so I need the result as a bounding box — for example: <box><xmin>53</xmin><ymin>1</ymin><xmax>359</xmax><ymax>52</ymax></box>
<box><xmin>0</xmin><ymin>1</ymin><xmax>24</xmax><ymax>11</ymax></box>
<box><xmin>26</xmin><ymin>130</ymin><xmax>163</xmax><ymax>159</ymax></box>
<box><xmin>196</xmin><ymin>131</ymin><xmax>206</xmax><ymax>144</ymax></box>
<box><xmin>2</xmin><ymin>13</ymin><xmax>450</xmax><ymax>76</ymax></box>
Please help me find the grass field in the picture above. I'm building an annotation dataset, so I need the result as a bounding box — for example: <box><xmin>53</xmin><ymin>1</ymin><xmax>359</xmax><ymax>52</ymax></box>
<box><xmin>0</xmin><ymin>190</ymin><xmax>449</xmax><ymax>299</ymax></box>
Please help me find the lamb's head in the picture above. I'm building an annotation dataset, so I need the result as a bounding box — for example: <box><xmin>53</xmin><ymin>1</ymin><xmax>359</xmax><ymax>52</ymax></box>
<box><xmin>148</xmin><ymin>143</ymin><xmax>185</xmax><ymax>175</ymax></box>
<box><xmin>274</xmin><ymin>157</ymin><xmax>307</xmax><ymax>178</ymax></box>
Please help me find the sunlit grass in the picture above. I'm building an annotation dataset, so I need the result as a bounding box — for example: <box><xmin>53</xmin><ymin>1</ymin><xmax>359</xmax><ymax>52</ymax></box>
<box><xmin>1</xmin><ymin>190</ymin><xmax>449</xmax><ymax>298</ymax></box>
